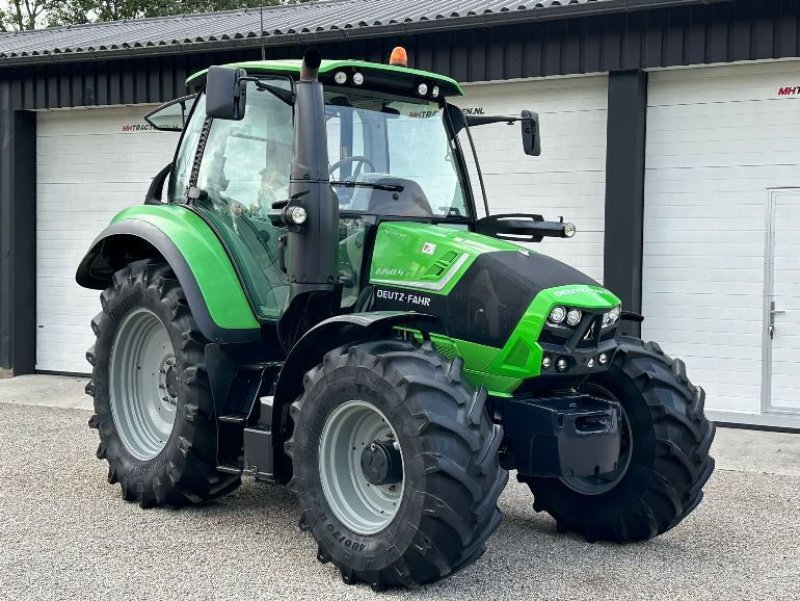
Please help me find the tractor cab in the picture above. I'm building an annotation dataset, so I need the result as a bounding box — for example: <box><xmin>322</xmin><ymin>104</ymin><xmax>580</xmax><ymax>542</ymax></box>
<box><xmin>145</xmin><ymin>53</ymin><xmax>547</xmax><ymax>340</ymax></box>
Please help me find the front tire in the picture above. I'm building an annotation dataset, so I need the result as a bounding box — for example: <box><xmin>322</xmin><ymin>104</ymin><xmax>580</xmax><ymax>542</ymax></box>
<box><xmin>86</xmin><ymin>260</ymin><xmax>240</xmax><ymax>508</ymax></box>
<box><xmin>521</xmin><ymin>337</ymin><xmax>715</xmax><ymax>542</ymax></box>
<box><xmin>286</xmin><ymin>339</ymin><xmax>508</xmax><ymax>590</ymax></box>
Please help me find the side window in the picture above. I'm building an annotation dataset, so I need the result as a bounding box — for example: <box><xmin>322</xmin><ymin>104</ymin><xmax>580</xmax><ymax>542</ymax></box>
<box><xmin>193</xmin><ymin>79</ymin><xmax>294</xmax><ymax>320</ymax></box>
<box><xmin>169</xmin><ymin>94</ymin><xmax>206</xmax><ymax>202</ymax></box>
<box><xmin>197</xmin><ymin>82</ymin><xmax>293</xmax><ymax>212</ymax></box>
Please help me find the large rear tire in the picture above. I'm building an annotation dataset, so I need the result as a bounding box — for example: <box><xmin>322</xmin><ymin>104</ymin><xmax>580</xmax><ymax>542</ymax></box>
<box><xmin>286</xmin><ymin>339</ymin><xmax>508</xmax><ymax>590</ymax></box>
<box><xmin>521</xmin><ymin>337</ymin><xmax>715</xmax><ymax>542</ymax></box>
<box><xmin>86</xmin><ymin>260</ymin><xmax>240</xmax><ymax>508</ymax></box>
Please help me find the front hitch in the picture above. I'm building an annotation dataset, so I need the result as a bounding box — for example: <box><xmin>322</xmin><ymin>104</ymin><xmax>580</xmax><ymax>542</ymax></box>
<box><xmin>498</xmin><ymin>393</ymin><xmax>622</xmax><ymax>479</ymax></box>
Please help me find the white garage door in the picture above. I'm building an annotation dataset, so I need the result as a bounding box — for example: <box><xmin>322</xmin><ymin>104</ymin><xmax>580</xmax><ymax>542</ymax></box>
<box><xmin>455</xmin><ymin>76</ymin><xmax>608</xmax><ymax>282</ymax></box>
<box><xmin>642</xmin><ymin>61</ymin><xmax>800</xmax><ymax>426</ymax></box>
<box><xmin>36</xmin><ymin>106</ymin><xmax>179</xmax><ymax>373</ymax></box>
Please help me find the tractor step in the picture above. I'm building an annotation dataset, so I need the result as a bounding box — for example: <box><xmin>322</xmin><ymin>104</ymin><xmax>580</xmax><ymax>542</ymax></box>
<box><xmin>216</xmin><ymin>465</ymin><xmax>243</xmax><ymax>475</ymax></box>
<box><xmin>218</xmin><ymin>414</ymin><xmax>247</xmax><ymax>425</ymax></box>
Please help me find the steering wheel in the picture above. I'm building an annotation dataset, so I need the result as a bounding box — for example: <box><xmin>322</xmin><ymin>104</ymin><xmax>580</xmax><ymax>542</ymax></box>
<box><xmin>329</xmin><ymin>156</ymin><xmax>376</xmax><ymax>180</ymax></box>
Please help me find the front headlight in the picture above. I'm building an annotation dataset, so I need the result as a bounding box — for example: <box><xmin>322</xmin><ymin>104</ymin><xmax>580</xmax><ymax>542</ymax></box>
<box><xmin>602</xmin><ymin>305</ymin><xmax>621</xmax><ymax>328</ymax></box>
<box><xmin>549</xmin><ymin>306</ymin><xmax>567</xmax><ymax>324</ymax></box>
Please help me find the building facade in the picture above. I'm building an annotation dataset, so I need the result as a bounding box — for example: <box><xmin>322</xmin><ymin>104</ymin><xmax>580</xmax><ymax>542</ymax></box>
<box><xmin>1</xmin><ymin>0</ymin><xmax>799</xmax><ymax>427</ymax></box>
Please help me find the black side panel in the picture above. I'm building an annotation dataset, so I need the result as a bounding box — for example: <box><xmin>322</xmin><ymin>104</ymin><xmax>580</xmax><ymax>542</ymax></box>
<box><xmin>447</xmin><ymin>251</ymin><xmax>598</xmax><ymax>347</ymax></box>
<box><xmin>75</xmin><ymin>220</ymin><xmax>261</xmax><ymax>344</ymax></box>
<box><xmin>0</xmin><ymin>108</ymin><xmax>36</xmax><ymax>375</ymax></box>
<box><xmin>604</xmin><ymin>70</ymin><xmax>647</xmax><ymax>337</ymax></box>
<box><xmin>372</xmin><ymin>250</ymin><xmax>598</xmax><ymax>348</ymax></box>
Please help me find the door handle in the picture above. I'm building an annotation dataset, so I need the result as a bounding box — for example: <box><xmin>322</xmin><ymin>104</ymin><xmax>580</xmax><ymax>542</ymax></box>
<box><xmin>769</xmin><ymin>301</ymin><xmax>786</xmax><ymax>340</ymax></box>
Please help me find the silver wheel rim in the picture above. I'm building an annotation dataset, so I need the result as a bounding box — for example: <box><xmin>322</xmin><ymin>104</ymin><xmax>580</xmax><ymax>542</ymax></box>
<box><xmin>561</xmin><ymin>387</ymin><xmax>633</xmax><ymax>496</ymax></box>
<box><xmin>109</xmin><ymin>308</ymin><xmax>178</xmax><ymax>461</ymax></box>
<box><xmin>318</xmin><ymin>400</ymin><xmax>404</xmax><ymax>535</ymax></box>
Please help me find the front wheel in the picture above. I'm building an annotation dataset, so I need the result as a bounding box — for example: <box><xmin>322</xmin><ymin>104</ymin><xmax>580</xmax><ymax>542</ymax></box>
<box><xmin>86</xmin><ymin>260</ymin><xmax>240</xmax><ymax>508</ymax></box>
<box><xmin>286</xmin><ymin>340</ymin><xmax>508</xmax><ymax>590</ymax></box>
<box><xmin>521</xmin><ymin>337</ymin><xmax>715</xmax><ymax>542</ymax></box>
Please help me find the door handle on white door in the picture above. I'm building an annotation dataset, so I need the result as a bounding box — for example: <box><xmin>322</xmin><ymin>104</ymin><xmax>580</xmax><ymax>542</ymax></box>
<box><xmin>769</xmin><ymin>301</ymin><xmax>786</xmax><ymax>340</ymax></box>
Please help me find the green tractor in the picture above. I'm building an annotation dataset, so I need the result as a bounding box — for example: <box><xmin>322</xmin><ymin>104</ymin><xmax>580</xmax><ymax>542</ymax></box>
<box><xmin>77</xmin><ymin>49</ymin><xmax>715</xmax><ymax>589</ymax></box>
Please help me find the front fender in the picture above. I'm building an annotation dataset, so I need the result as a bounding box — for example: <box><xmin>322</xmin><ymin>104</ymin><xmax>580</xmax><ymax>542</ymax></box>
<box><xmin>270</xmin><ymin>310</ymin><xmax>437</xmax><ymax>482</ymax></box>
<box><xmin>76</xmin><ymin>204</ymin><xmax>261</xmax><ymax>344</ymax></box>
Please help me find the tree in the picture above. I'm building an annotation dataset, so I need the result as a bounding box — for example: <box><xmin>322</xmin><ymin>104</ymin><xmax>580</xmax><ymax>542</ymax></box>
<box><xmin>0</xmin><ymin>1</ymin><xmax>47</xmax><ymax>31</ymax></box>
<box><xmin>0</xmin><ymin>1</ymin><xmax>303</xmax><ymax>31</ymax></box>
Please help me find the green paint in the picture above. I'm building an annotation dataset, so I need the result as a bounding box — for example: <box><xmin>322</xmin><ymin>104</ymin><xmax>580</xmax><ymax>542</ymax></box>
<box><xmin>416</xmin><ymin>284</ymin><xmax>620</xmax><ymax>395</ymax></box>
<box><xmin>369</xmin><ymin>222</ymin><xmax>521</xmax><ymax>295</ymax></box>
<box><xmin>110</xmin><ymin>205</ymin><xmax>260</xmax><ymax>331</ymax></box>
<box><xmin>186</xmin><ymin>59</ymin><xmax>463</xmax><ymax>96</ymax></box>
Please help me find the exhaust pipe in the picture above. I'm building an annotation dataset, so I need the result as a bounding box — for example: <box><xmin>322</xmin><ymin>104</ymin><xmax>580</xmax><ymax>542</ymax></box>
<box><xmin>300</xmin><ymin>48</ymin><xmax>321</xmax><ymax>81</ymax></box>
<box><xmin>279</xmin><ymin>48</ymin><xmax>340</xmax><ymax>348</ymax></box>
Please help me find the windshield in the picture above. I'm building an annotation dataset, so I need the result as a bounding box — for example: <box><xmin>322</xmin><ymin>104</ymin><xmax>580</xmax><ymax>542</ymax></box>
<box><xmin>325</xmin><ymin>89</ymin><xmax>470</xmax><ymax>219</ymax></box>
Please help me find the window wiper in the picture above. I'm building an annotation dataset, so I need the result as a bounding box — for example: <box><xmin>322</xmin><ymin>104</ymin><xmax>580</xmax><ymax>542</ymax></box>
<box><xmin>330</xmin><ymin>180</ymin><xmax>404</xmax><ymax>192</ymax></box>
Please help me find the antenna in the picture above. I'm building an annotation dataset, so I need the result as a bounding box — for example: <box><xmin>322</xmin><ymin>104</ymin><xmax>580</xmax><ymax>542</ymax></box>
<box><xmin>260</xmin><ymin>3</ymin><xmax>266</xmax><ymax>60</ymax></box>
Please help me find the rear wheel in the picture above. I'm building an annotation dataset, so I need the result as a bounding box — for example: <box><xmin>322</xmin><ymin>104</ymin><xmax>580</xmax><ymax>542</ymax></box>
<box><xmin>286</xmin><ymin>339</ymin><xmax>508</xmax><ymax>590</ymax></box>
<box><xmin>86</xmin><ymin>260</ymin><xmax>240</xmax><ymax>508</ymax></box>
<box><xmin>521</xmin><ymin>337</ymin><xmax>715</xmax><ymax>542</ymax></box>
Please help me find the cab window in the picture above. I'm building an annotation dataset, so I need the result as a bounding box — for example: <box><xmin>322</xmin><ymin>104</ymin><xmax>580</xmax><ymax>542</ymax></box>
<box><xmin>193</xmin><ymin>78</ymin><xmax>293</xmax><ymax>320</ymax></box>
<box><xmin>169</xmin><ymin>94</ymin><xmax>206</xmax><ymax>202</ymax></box>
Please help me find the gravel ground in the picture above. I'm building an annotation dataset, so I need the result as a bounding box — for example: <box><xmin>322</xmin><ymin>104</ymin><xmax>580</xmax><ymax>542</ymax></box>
<box><xmin>1</xmin><ymin>403</ymin><xmax>798</xmax><ymax>601</ymax></box>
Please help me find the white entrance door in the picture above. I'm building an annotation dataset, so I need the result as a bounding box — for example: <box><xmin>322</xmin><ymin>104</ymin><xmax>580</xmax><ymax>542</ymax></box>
<box><xmin>767</xmin><ymin>189</ymin><xmax>800</xmax><ymax>413</ymax></box>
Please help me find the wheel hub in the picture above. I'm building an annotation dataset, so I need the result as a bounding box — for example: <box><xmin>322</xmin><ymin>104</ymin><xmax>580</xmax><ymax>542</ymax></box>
<box><xmin>360</xmin><ymin>439</ymin><xmax>403</xmax><ymax>486</ymax></box>
<box><xmin>159</xmin><ymin>358</ymin><xmax>179</xmax><ymax>407</ymax></box>
<box><xmin>318</xmin><ymin>400</ymin><xmax>405</xmax><ymax>535</ymax></box>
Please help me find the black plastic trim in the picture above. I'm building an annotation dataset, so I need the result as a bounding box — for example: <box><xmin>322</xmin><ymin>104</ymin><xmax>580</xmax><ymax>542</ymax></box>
<box><xmin>603</xmin><ymin>70</ymin><xmax>648</xmax><ymax>336</ymax></box>
<box><xmin>75</xmin><ymin>219</ymin><xmax>262</xmax><ymax>344</ymax></box>
<box><xmin>144</xmin><ymin>163</ymin><xmax>171</xmax><ymax>205</ymax></box>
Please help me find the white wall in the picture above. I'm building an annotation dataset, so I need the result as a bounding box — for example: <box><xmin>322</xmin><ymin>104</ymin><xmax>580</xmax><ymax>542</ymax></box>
<box><xmin>454</xmin><ymin>76</ymin><xmax>608</xmax><ymax>282</ymax></box>
<box><xmin>36</xmin><ymin>106</ymin><xmax>179</xmax><ymax>373</ymax></box>
<box><xmin>642</xmin><ymin>61</ymin><xmax>800</xmax><ymax>419</ymax></box>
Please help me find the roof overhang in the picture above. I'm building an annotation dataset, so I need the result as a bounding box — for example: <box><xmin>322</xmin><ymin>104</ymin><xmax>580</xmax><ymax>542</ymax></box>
<box><xmin>0</xmin><ymin>0</ymin><xmax>732</xmax><ymax>68</ymax></box>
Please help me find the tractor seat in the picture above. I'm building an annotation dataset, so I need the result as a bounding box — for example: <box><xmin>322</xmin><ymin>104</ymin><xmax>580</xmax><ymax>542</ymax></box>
<box><xmin>349</xmin><ymin>174</ymin><xmax>433</xmax><ymax>217</ymax></box>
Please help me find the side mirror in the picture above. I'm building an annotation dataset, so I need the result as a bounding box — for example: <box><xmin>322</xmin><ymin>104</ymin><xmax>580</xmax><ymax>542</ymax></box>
<box><xmin>206</xmin><ymin>66</ymin><xmax>248</xmax><ymax>120</ymax></box>
<box><xmin>521</xmin><ymin>110</ymin><xmax>541</xmax><ymax>156</ymax></box>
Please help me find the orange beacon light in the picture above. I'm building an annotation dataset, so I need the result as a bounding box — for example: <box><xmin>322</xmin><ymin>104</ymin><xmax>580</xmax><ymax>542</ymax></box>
<box><xmin>389</xmin><ymin>46</ymin><xmax>408</xmax><ymax>67</ymax></box>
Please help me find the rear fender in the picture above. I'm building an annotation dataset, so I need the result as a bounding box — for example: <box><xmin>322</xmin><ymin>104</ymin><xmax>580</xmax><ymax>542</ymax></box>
<box><xmin>75</xmin><ymin>205</ymin><xmax>261</xmax><ymax>344</ymax></box>
<box><xmin>270</xmin><ymin>311</ymin><xmax>438</xmax><ymax>482</ymax></box>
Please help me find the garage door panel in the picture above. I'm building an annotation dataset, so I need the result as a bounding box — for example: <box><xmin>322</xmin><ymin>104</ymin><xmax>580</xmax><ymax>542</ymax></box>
<box><xmin>642</xmin><ymin>291</ymin><xmax>764</xmax><ymax>311</ymax></box>
<box><xmin>644</xmin><ymin>279</ymin><xmax>762</xmax><ymax>295</ymax></box>
<box><xmin>643</xmin><ymin>62</ymin><xmax>800</xmax><ymax>421</ymax></box>
<box><xmin>644</xmin><ymin>254</ymin><xmax>764</xmax><ymax>270</ymax></box>
<box><xmin>36</xmin><ymin>105</ymin><xmax>179</xmax><ymax>373</ymax></box>
<box><xmin>644</xmin><ymin>305</ymin><xmax>761</xmax><ymax>322</ymax></box>
<box><xmin>644</xmin><ymin>329</ymin><xmax>762</xmax><ymax>350</ymax></box>
<box><xmin>647</xmin><ymin>153</ymin><xmax>800</xmax><ymax>170</ymax></box>
<box><xmin>643</xmin><ymin>266</ymin><xmax>763</xmax><ymax>284</ymax></box>
<box><xmin>645</xmin><ymin>164</ymin><xmax>800</xmax><ymax>184</ymax></box>
<box><xmin>647</xmin><ymin>103</ymin><xmax>800</xmax><ymax>131</ymax></box>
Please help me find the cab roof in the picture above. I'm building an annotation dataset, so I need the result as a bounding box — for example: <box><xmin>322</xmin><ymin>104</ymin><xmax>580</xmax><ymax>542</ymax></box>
<box><xmin>186</xmin><ymin>59</ymin><xmax>463</xmax><ymax>97</ymax></box>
